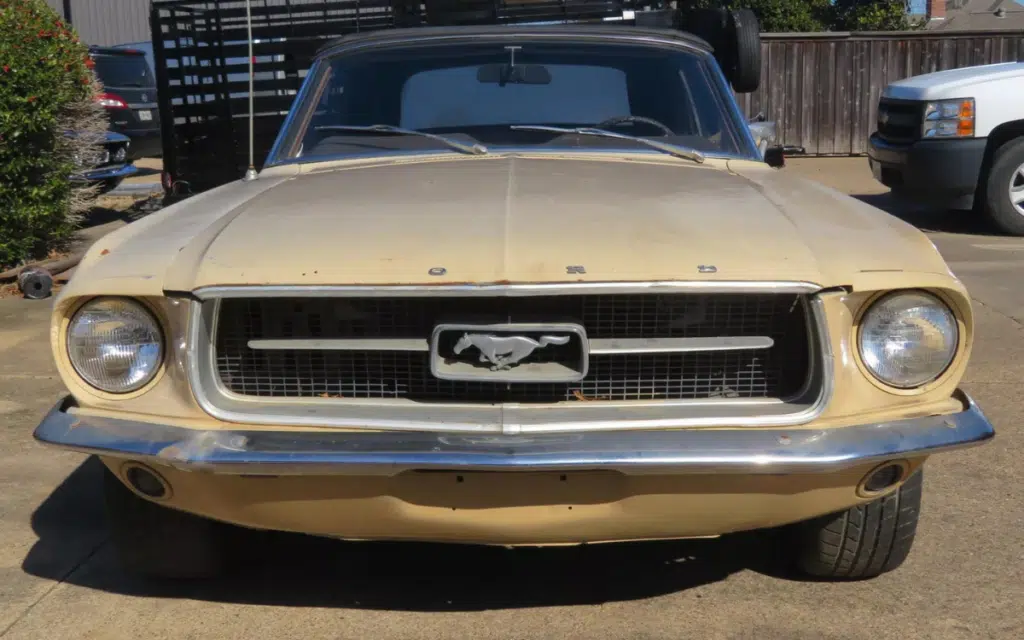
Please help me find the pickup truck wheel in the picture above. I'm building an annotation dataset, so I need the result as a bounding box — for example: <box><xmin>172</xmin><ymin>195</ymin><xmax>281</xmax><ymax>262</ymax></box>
<box><xmin>791</xmin><ymin>469</ymin><xmax>922</xmax><ymax>579</ymax></box>
<box><xmin>103</xmin><ymin>467</ymin><xmax>229</xmax><ymax>579</ymax></box>
<box><xmin>984</xmin><ymin>137</ymin><xmax>1024</xmax><ymax>236</ymax></box>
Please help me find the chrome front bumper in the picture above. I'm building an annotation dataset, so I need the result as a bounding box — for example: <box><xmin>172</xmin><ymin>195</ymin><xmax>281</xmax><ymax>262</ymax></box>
<box><xmin>71</xmin><ymin>163</ymin><xmax>139</xmax><ymax>182</ymax></box>
<box><xmin>33</xmin><ymin>392</ymin><xmax>994</xmax><ymax>477</ymax></box>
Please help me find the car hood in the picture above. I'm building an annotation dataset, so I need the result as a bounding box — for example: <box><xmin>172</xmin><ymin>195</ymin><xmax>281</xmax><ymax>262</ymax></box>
<box><xmin>64</xmin><ymin>154</ymin><xmax>954</xmax><ymax>299</ymax></box>
<box><xmin>883</xmin><ymin>61</ymin><xmax>1024</xmax><ymax>101</ymax></box>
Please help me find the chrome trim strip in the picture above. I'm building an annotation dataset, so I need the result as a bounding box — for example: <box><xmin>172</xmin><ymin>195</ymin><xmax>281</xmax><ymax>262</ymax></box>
<box><xmin>75</xmin><ymin>163</ymin><xmax>139</xmax><ymax>182</ymax></box>
<box><xmin>33</xmin><ymin>391</ymin><xmax>994</xmax><ymax>476</ymax></box>
<box><xmin>193</xmin><ymin>281</ymin><xmax>823</xmax><ymax>300</ymax></box>
<box><xmin>589</xmin><ymin>336</ymin><xmax>774</xmax><ymax>355</ymax></box>
<box><xmin>249</xmin><ymin>338</ymin><xmax>430</xmax><ymax>352</ymax></box>
<box><xmin>248</xmin><ymin>336</ymin><xmax>774</xmax><ymax>355</ymax></box>
<box><xmin>185</xmin><ymin>293</ymin><xmax>833</xmax><ymax>432</ymax></box>
<box><xmin>265</xmin><ymin>58</ymin><xmax>323</xmax><ymax>167</ymax></box>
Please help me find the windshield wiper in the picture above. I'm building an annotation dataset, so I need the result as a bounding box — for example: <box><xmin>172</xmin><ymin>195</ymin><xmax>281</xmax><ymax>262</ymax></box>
<box><xmin>314</xmin><ymin>124</ymin><xmax>487</xmax><ymax>156</ymax></box>
<box><xmin>509</xmin><ymin>125</ymin><xmax>705</xmax><ymax>164</ymax></box>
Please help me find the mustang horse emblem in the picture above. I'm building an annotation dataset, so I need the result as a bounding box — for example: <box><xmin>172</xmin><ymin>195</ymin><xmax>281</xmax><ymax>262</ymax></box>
<box><xmin>453</xmin><ymin>333</ymin><xmax>571</xmax><ymax>370</ymax></box>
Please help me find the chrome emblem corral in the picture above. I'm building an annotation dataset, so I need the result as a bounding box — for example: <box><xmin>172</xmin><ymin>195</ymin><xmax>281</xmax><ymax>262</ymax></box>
<box><xmin>698</xmin><ymin>264</ymin><xmax>718</xmax><ymax>273</ymax></box>
<box><xmin>428</xmin><ymin>267</ymin><xmax>447</xmax><ymax>276</ymax></box>
<box><xmin>141</xmin><ymin>93</ymin><xmax>148</xmax><ymax>102</ymax></box>
<box><xmin>454</xmin><ymin>333</ymin><xmax>570</xmax><ymax>371</ymax></box>
<box><xmin>431</xmin><ymin>323</ymin><xmax>589</xmax><ymax>383</ymax></box>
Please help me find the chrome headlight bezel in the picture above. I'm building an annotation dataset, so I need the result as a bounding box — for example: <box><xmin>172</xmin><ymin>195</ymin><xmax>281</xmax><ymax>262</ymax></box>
<box><xmin>66</xmin><ymin>297</ymin><xmax>165</xmax><ymax>394</ymax></box>
<box><xmin>856</xmin><ymin>290</ymin><xmax>960</xmax><ymax>391</ymax></box>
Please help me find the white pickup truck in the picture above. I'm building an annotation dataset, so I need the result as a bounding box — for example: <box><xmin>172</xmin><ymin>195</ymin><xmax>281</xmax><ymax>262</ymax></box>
<box><xmin>868</xmin><ymin>61</ymin><xmax>1024</xmax><ymax>235</ymax></box>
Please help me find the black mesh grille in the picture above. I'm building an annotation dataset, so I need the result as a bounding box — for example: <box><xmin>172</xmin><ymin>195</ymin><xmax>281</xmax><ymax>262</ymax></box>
<box><xmin>214</xmin><ymin>294</ymin><xmax>813</xmax><ymax>403</ymax></box>
<box><xmin>877</xmin><ymin>98</ymin><xmax>923</xmax><ymax>143</ymax></box>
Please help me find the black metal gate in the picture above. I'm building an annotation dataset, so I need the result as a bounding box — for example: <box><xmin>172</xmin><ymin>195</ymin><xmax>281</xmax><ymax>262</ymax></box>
<box><xmin>150</xmin><ymin>0</ymin><xmax>679</xmax><ymax>195</ymax></box>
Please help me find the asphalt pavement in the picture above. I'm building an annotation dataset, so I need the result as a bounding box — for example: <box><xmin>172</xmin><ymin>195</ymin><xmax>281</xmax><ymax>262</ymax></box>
<box><xmin>0</xmin><ymin>158</ymin><xmax>1021</xmax><ymax>639</ymax></box>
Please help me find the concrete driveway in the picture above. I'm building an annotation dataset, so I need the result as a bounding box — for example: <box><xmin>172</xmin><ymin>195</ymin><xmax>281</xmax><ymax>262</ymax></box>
<box><xmin>1</xmin><ymin>159</ymin><xmax>1021</xmax><ymax>639</ymax></box>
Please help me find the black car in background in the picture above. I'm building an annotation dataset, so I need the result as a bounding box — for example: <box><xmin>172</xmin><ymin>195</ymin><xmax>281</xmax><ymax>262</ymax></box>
<box><xmin>69</xmin><ymin>131</ymin><xmax>138</xmax><ymax>194</ymax></box>
<box><xmin>89</xmin><ymin>46</ymin><xmax>162</xmax><ymax>160</ymax></box>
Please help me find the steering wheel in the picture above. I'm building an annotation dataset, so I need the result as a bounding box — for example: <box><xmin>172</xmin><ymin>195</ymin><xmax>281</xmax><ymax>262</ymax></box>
<box><xmin>594</xmin><ymin>115</ymin><xmax>674</xmax><ymax>137</ymax></box>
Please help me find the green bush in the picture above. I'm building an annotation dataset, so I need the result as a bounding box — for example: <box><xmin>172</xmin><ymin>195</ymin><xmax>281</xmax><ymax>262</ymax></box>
<box><xmin>0</xmin><ymin>0</ymin><xmax>103</xmax><ymax>270</ymax></box>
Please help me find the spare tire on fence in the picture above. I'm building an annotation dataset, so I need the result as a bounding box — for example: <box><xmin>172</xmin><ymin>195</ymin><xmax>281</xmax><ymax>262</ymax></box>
<box><xmin>724</xmin><ymin>9</ymin><xmax>761</xmax><ymax>93</ymax></box>
<box><xmin>682</xmin><ymin>7</ymin><xmax>761</xmax><ymax>94</ymax></box>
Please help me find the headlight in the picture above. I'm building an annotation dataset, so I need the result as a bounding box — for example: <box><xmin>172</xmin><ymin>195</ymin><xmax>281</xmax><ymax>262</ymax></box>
<box><xmin>858</xmin><ymin>291</ymin><xmax>958</xmax><ymax>389</ymax></box>
<box><xmin>67</xmin><ymin>298</ymin><xmax>163</xmax><ymax>393</ymax></box>
<box><xmin>923</xmin><ymin>98</ymin><xmax>974</xmax><ymax>138</ymax></box>
<box><xmin>113</xmin><ymin>146</ymin><xmax>127</xmax><ymax>162</ymax></box>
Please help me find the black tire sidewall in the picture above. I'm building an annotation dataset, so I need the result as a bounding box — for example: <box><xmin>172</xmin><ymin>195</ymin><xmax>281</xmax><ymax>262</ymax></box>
<box><xmin>726</xmin><ymin>9</ymin><xmax>761</xmax><ymax>93</ymax></box>
<box><xmin>985</xmin><ymin>137</ymin><xmax>1024</xmax><ymax>236</ymax></box>
<box><xmin>792</xmin><ymin>469</ymin><xmax>923</xmax><ymax>580</ymax></box>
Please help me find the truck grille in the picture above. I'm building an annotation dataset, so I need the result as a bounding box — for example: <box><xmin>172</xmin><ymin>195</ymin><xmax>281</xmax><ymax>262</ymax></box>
<box><xmin>212</xmin><ymin>294</ymin><xmax>813</xmax><ymax>404</ymax></box>
<box><xmin>877</xmin><ymin>98</ymin><xmax>923</xmax><ymax>143</ymax></box>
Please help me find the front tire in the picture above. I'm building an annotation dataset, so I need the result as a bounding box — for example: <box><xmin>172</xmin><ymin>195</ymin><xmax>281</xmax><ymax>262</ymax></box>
<box><xmin>103</xmin><ymin>467</ymin><xmax>229</xmax><ymax>579</ymax></box>
<box><xmin>983</xmin><ymin>137</ymin><xmax>1024</xmax><ymax>236</ymax></box>
<box><xmin>791</xmin><ymin>469</ymin><xmax>922</xmax><ymax>579</ymax></box>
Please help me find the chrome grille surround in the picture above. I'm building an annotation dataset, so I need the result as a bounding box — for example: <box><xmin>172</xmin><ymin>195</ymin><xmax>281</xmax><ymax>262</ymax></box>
<box><xmin>186</xmin><ymin>282</ymin><xmax>833</xmax><ymax>433</ymax></box>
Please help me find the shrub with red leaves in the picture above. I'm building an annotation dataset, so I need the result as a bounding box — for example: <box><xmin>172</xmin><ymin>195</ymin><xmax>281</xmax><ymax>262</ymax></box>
<box><xmin>0</xmin><ymin>0</ymin><xmax>101</xmax><ymax>269</ymax></box>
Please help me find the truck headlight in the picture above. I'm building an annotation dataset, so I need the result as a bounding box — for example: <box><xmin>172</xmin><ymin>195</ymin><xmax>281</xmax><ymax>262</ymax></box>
<box><xmin>923</xmin><ymin>98</ymin><xmax>974</xmax><ymax>138</ymax></box>
<box><xmin>858</xmin><ymin>291</ymin><xmax>958</xmax><ymax>389</ymax></box>
<box><xmin>67</xmin><ymin>298</ymin><xmax>163</xmax><ymax>393</ymax></box>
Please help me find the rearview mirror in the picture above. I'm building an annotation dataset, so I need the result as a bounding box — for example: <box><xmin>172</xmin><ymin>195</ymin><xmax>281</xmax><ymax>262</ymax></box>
<box><xmin>477</xmin><ymin>63</ymin><xmax>552</xmax><ymax>86</ymax></box>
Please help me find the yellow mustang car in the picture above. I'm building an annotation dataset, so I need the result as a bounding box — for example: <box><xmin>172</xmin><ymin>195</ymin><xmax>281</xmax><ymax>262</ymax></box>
<box><xmin>35</xmin><ymin>23</ymin><xmax>994</xmax><ymax>581</ymax></box>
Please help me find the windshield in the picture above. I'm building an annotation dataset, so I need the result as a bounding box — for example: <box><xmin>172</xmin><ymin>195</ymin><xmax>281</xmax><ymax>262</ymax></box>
<box><xmin>277</xmin><ymin>39</ymin><xmax>754</xmax><ymax>163</ymax></box>
<box><xmin>93</xmin><ymin>54</ymin><xmax>155</xmax><ymax>88</ymax></box>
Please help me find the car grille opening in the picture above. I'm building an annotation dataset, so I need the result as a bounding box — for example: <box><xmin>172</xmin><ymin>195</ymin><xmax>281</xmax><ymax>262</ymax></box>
<box><xmin>212</xmin><ymin>294</ymin><xmax>814</xmax><ymax>404</ymax></box>
<box><xmin>877</xmin><ymin>98</ymin><xmax>923</xmax><ymax>144</ymax></box>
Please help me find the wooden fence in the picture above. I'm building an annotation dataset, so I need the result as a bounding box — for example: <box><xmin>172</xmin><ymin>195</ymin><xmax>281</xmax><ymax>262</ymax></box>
<box><xmin>735</xmin><ymin>29</ymin><xmax>1024</xmax><ymax>155</ymax></box>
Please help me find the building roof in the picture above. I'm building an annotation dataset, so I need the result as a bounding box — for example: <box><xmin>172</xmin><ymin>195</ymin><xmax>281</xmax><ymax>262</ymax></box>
<box><xmin>925</xmin><ymin>0</ymin><xmax>1024</xmax><ymax>31</ymax></box>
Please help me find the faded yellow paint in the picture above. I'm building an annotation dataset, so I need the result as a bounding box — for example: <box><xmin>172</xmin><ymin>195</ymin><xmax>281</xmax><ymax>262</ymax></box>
<box><xmin>46</xmin><ymin>153</ymin><xmax>974</xmax><ymax>427</ymax></box>
<box><xmin>48</xmin><ymin>149</ymin><xmax>982</xmax><ymax>542</ymax></box>
<box><xmin>50</xmin><ymin>289</ymin><xmax>973</xmax><ymax>429</ymax></box>
<box><xmin>101</xmin><ymin>456</ymin><xmax>925</xmax><ymax>544</ymax></box>
<box><xmin>55</xmin><ymin>153</ymin><xmax>954</xmax><ymax>298</ymax></box>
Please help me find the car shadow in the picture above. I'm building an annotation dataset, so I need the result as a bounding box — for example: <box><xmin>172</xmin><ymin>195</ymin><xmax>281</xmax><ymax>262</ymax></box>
<box><xmin>853</xmin><ymin>193</ymin><xmax>998</xmax><ymax>236</ymax></box>
<box><xmin>80</xmin><ymin>197</ymin><xmax>162</xmax><ymax>227</ymax></box>
<box><xmin>22</xmin><ymin>457</ymin><xmax>795</xmax><ymax>611</ymax></box>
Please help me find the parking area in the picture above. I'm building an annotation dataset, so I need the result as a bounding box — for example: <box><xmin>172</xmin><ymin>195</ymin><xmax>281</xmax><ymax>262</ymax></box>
<box><xmin>1</xmin><ymin>157</ymin><xmax>1021</xmax><ymax>639</ymax></box>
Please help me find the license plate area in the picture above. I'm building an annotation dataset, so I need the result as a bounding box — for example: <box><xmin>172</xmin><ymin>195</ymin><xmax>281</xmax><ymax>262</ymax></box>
<box><xmin>396</xmin><ymin>471</ymin><xmax>627</xmax><ymax>508</ymax></box>
<box><xmin>137</xmin><ymin>109</ymin><xmax>152</xmax><ymax>121</ymax></box>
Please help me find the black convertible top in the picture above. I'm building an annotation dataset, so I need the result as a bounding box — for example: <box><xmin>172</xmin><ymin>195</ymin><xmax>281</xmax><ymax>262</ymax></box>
<box><xmin>315</xmin><ymin>24</ymin><xmax>714</xmax><ymax>58</ymax></box>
